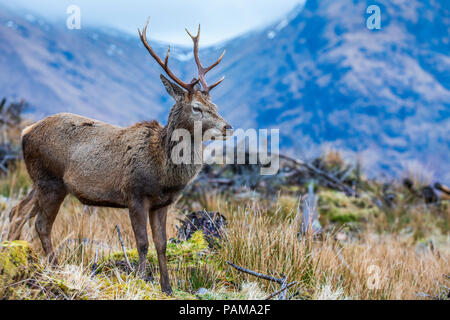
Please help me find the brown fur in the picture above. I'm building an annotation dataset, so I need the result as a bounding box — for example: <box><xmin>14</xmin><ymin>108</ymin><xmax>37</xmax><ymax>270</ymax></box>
<box><xmin>8</xmin><ymin>79</ymin><xmax>231</xmax><ymax>295</ymax></box>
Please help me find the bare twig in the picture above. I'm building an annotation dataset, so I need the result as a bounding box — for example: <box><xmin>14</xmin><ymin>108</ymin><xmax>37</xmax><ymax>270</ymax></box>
<box><xmin>435</xmin><ymin>182</ymin><xmax>450</xmax><ymax>195</ymax></box>
<box><xmin>265</xmin><ymin>281</ymin><xmax>297</xmax><ymax>300</ymax></box>
<box><xmin>279</xmin><ymin>154</ymin><xmax>354</xmax><ymax>196</ymax></box>
<box><xmin>225</xmin><ymin>262</ymin><xmax>297</xmax><ymax>300</ymax></box>
<box><xmin>226</xmin><ymin>261</ymin><xmax>284</xmax><ymax>284</ymax></box>
<box><xmin>278</xmin><ymin>275</ymin><xmax>288</xmax><ymax>300</ymax></box>
<box><xmin>115</xmin><ymin>224</ymin><xmax>133</xmax><ymax>272</ymax></box>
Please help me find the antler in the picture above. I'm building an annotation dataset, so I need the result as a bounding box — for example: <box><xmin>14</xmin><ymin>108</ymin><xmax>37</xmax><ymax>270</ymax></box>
<box><xmin>138</xmin><ymin>18</ymin><xmax>199</xmax><ymax>92</ymax></box>
<box><xmin>186</xmin><ymin>25</ymin><xmax>226</xmax><ymax>94</ymax></box>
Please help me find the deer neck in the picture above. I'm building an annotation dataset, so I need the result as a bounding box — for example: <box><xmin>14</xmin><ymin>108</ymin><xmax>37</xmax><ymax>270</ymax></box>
<box><xmin>160</xmin><ymin>110</ymin><xmax>203</xmax><ymax>186</ymax></box>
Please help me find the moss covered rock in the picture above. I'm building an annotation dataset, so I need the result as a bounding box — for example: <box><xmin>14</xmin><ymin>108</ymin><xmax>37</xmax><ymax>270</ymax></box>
<box><xmin>102</xmin><ymin>230</ymin><xmax>210</xmax><ymax>274</ymax></box>
<box><xmin>97</xmin><ymin>231</ymin><xmax>224</xmax><ymax>297</ymax></box>
<box><xmin>0</xmin><ymin>241</ymin><xmax>38</xmax><ymax>297</ymax></box>
<box><xmin>319</xmin><ymin>190</ymin><xmax>379</xmax><ymax>223</ymax></box>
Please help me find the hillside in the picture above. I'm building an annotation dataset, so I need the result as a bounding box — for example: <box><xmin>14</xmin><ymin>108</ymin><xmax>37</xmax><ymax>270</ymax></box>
<box><xmin>203</xmin><ymin>0</ymin><xmax>450</xmax><ymax>180</ymax></box>
<box><xmin>0</xmin><ymin>1</ymin><xmax>449</xmax><ymax>181</ymax></box>
<box><xmin>0</xmin><ymin>5</ymin><xmax>190</xmax><ymax>125</ymax></box>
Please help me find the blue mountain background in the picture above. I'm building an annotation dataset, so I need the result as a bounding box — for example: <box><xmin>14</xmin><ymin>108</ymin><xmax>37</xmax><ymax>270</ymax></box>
<box><xmin>0</xmin><ymin>0</ymin><xmax>449</xmax><ymax>182</ymax></box>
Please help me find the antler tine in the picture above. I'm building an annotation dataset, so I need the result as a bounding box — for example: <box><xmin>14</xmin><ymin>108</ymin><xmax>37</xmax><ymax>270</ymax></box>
<box><xmin>186</xmin><ymin>25</ymin><xmax>207</xmax><ymax>91</ymax></box>
<box><xmin>186</xmin><ymin>24</ymin><xmax>225</xmax><ymax>93</ymax></box>
<box><xmin>185</xmin><ymin>24</ymin><xmax>200</xmax><ymax>41</ymax></box>
<box><xmin>139</xmin><ymin>18</ymin><xmax>198</xmax><ymax>92</ymax></box>
<box><xmin>164</xmin><ymin>46</ymin><xmax>170</xmax><ymax>68</ymax></box>
<box><xmin>204</xmin><ymin>50</ymin><xmax>226</xmax><ymax>73</ymax></box>
<box><xmin>208</xmin><ymin>76</ymin><xmax>225</xmax><ymax>91</ymax></box>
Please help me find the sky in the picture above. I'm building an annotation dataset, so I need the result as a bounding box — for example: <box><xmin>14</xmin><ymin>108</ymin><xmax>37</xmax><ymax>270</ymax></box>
<box><xmin>1</xmin><ymin>0</ymin><xmax>304</xmax><ymax>46</ymax></box>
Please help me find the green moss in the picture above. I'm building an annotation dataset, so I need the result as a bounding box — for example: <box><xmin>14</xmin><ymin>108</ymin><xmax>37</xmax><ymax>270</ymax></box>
<box><xmin>0</xmin><ymin>241</ymin><xmax>38</xmax><ymax>297</ymax></box>
<box><xmin>167</xmin><ymin>230</ymin><xmax>208</xmax><ymax>260</ymax></box>
<box><xmin>97</xmin><ymin>231</ymin><xmax>226</xmax><ymax>297</ymax></box>
<box><xmin>319</xmin><ymin>190</ymin><xmax>379</xmax><ymax>224</ymax></box>
<box><xmin>101</xmin><ymin>231</ymin><xmax>211</xmax><ymax>274</ymax></box>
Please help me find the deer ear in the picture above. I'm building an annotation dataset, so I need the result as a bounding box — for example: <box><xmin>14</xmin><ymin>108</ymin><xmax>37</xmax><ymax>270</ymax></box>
<box><xmin>190</xmin><ymin>78</ymin><xmax>202</xmax><ymax>91</ymax></box>
<box><xmin>160</xmin><ymin>74</ymin><xmax>185</xmax><ymax>102</ymax></box>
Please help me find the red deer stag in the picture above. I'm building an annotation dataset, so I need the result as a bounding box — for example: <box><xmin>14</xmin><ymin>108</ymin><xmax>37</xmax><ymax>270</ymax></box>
<box><xmin>8</xmin><ymin>20</ymin><xmax>232</xmax><ymax>295</ymax></box>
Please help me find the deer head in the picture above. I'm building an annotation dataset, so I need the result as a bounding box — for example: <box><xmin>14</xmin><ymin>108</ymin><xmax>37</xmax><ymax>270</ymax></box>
<box><xmin>138</xmin><ymin>20</ymin><xmax>232</xmax><ymax>140</ymax></box>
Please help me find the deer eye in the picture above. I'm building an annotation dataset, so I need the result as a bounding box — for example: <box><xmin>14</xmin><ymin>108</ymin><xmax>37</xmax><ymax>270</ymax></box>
<box><xmin>192</xmin><ymin>106</ymin><xmax>202</xmax><ymax>115</ymax></box>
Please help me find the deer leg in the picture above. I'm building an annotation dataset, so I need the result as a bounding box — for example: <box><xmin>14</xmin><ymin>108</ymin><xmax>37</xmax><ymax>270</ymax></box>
<box><xmin>8</xmin><ymin>188</ymin><xmax>38</xmax><ymax>240</ymax></box>
<box><xmin>150</xmin><ymin>206</ymin><xmax>172</xmax><ymax>295</ymax></box>
<box><xmin>128</xmin><ymin>200</ymin><xmax>150</xmax><ymax>279</ymax></box>
<box><xmin>35</xmin><ymin>182</ymin><xmax>67</xmax><ymax>265</ymax></box>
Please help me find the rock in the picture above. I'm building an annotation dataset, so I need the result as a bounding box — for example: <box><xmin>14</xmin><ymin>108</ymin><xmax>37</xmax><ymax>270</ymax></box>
<box><xmin>177</xmin><ymin>211</ymin><xmax>227</xmax><ymax>247</ymax></box>
<box><xmin>0</xmin><ymin>241</ymin><xmax>38</xmax><ymax>297</ymax></box>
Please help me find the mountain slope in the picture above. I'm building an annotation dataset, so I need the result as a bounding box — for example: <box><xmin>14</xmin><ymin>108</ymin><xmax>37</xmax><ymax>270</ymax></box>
<box><xmin>206</xmin><ymin>0</ymin><xmax>450</xmax><ymax>180</ymax></box>
<box><xmin>0</xmin><ymin>1</ymin><xmax>449</xmax><ymax>181</ymax></box>
<box><xmin>0</xmin><ymin>5</ymin><xmax>195</xmax><ymax>125</ymax></box>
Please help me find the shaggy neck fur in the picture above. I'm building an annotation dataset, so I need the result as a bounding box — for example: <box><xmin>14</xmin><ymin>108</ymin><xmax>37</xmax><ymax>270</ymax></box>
<box><xmin>159</xmin><ymin>104</ymin><xmax>203</xmax><ymax>186</ymax></box>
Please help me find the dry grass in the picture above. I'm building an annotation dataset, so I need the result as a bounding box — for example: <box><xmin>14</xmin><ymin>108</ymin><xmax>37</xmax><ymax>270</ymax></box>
<box><xmin>211</xmin><ymin>194</ymin><xmax>449</xmax><ymax>299</ymax></box>
<box><xmin>0</xmin><ymin>163</ymin><xmax>449</xmax><ymax>300</ymax></box>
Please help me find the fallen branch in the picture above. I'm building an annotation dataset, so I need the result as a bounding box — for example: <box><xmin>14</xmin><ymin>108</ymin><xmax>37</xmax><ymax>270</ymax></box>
<box><xmin>265</xmin><ymin>281</ymin><xmax>297</xmax><ymax>300</ymax></box>
<box><xmin>279</xmin><ymin>154</ymin><xmax>354</xmax><ymax>196</ymax></box>
<box><xmin>435</xmin><ymin>182</ymin><xmax>450</xmax><ymax>195</ymax></box>
<box><xmin>278</xmin><ymin>275</ymin><xmax>288</xmax><ymax>300</ymax></box>
<box><xmin>115</xmin><ymin>224</ymin><xmax>133</xmax><ymax>272</ymax></box>
<box><xmin>226</xmin><ymin>261</ymin><xmax>284</xmax><ymax>284</ymax></box>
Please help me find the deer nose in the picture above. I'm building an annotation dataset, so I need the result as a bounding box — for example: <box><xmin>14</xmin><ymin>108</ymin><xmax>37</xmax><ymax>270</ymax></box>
<box><xmin>223</xmin><ymin>124</ymin><xmax>233</xmax><ymax>137</ymax></box>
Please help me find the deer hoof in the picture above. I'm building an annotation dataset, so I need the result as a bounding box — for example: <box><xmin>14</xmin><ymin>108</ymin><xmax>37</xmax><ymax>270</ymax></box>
<box><xmin>162</xmin><ymin>286</ymin><xmax>173</xmax><ymax>296</ymax></box>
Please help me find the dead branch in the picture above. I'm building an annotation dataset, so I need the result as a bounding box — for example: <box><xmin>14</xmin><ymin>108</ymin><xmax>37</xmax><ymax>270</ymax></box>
<box><xmin>115</xmin><ymin>224</ymin><xmax>133</xmax><ymax>272</ymax></box>
<box><xmin>278</xmin><ymin>154</ymin><xmax>354</xmax><ymax>196</ymax></box>
<box><xmin>278</xmin><ymin>275</ymin><xmax>288</xmax><ymax>300</ymax></box>
<box><xmin>226</xmin><ymin>261</ymin><xmax>284</xmax><ymax>284</ymax></box>
<box><xmin>265</xmin><ymin>281</ymin><xmax>297</xmax><ymax>300</ymax></box>
<box><xmin>435</xmin><ymin>182</ymin><xmax>450</xmax><ymax>195</ymax></box>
